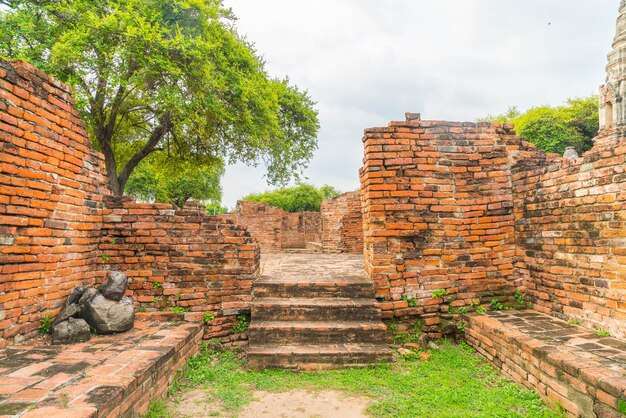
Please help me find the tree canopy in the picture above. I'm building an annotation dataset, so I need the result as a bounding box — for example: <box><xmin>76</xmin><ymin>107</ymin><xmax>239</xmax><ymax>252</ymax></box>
<box><xmin>478</xmin><ymin>96</ymin><xmax>598</xmax><ymax>154</ymax></box>
<box><xmin>0</xmin><ymin>0</ymin><xmax>319</xmax><ymax>195</ymax></box>
<box><xmin>242</xmin><ymin>184</ymin><xmax>342</xmax><ymax>213</ymax></box>
<box><xmin>124</xmin><ymin>154</ymin><xmax>222</xmax><ymax>207</ymax></box>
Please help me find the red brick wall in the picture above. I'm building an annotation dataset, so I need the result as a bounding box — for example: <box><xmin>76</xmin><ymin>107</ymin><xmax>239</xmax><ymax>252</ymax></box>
<box><xmin>99</xmin><ymin>197</ymin><xmax>260</xmax><ymax>343</ymax></box>
<box><xmin>222</xmin><ymin>201</ymin><xmax>284</xmax><ymax>251</ymax></box>
<box><xmin>0</xmin><ymin>60</ymin><xmax>108</xmax><ymax>348</ymax></box>
<box><xmin>0</xmin><ymin>60</ymin><xmax>262</xmax><ymax>347</ymax></box>
<box><xmin>321</xmin><ymin>191</ymin><xmax>364</xmax><ymax>254</ymax></box>
<box><xmin>281</xmin><ymin>212</ymin><xmax>321</xmax><ymax>249</ymax></box>
<box><xmin>513</xmin><ymin>139</ymin><xmax>626</xmax><ymax>338</ymax></box>
<box><xmin>359</xmin><ymin>118</ymin><xmax>527</xmax><ymax>328</ymax></box>
<box><xmin>223</xmin><ymin>201</ymin><xmax>322</xmax><ymax>251</ymax></box>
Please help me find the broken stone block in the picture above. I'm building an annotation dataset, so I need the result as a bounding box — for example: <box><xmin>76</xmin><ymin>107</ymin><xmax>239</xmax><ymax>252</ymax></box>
<box><xmin>52</xmin><ymin>318</ymin><xmax>91</xmax><ymax>344</ymax></box>
<box><xmin>64</xmin><ymin>285</ymin><xmax>87</xmax><ymax>308</ymax></box>
<box><xmin>81</xmin><ymin>293</ymin><xmax>134</xmax><ymax>334</ymax></box>
<box><xmin>79</xmin><ymin>288</ymin><xmax>99</xmax><ymax>306</ymax></box>
<box><xmin>52</xmin><ymin>303</ymin><xmax>81</xmax><ymax>326</ymax></box>
<box><xmin>98</xmin><ymin>271</ymin><xmax>128</xmax><ymax>301</ymax></box>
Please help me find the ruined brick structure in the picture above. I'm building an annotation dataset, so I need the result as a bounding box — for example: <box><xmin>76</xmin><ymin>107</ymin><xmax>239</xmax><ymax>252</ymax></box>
<box><xmin>0</xmin><ymin>60</ymin><xmax>108</xmax><ymax>347</ymax></box>
<box><xmin>0</xmin><ymin>59</ymin><xmax>260</xmax><ymax>348</ymax></box>
<box><xmin>222</xmin><ymin>201</ymin><xmax>322</xmax><ymax>251</ymax></box>
<box><xmin>360</xmin><ymin>119</ymin><xmax>525</xmax><ymax>326</ymax></box>
<box><xmin>513</xmin><ymin>134</ymin><xmax>626</xmax><ymax>338</ymax></box>
<box><xmin>360</xmin><ymin>115</ymin><xmax>626</xmax><ymax>338</ymax></box>
<box><xmin>100</xmin><ymin>197</ymin><xmax>260</xmax><ymax>344</ymax></box>
<box><xmin>321</xmin><ymin>191</ymin><xmax>364</xmax><ymax>254</ymax></box>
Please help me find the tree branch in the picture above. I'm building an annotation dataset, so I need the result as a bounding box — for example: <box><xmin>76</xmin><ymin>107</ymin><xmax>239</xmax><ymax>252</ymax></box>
<box><xmin>116</xmin><ymin>112</ymin><xmax>172</xmax><ymax>193</ymax></box>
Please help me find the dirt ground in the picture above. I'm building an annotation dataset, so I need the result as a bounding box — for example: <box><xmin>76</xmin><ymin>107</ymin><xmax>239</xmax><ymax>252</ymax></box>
<box><xmin>170</xmin><ymin>389</ymin><xmax>372</xmax><ymax>418</ymax></box>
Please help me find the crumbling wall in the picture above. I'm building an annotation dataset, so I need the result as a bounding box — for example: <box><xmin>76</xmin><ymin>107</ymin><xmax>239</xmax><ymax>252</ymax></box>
<box><xmin>321</xmin><ymin>191</ymin><xmax>364</xmax><ymax>253</ymax></box>
<box><xmin>359</xmin><ymin>117</ymin><xmax>524</xmax><ymax>329</ymax></box>
<box><xmin>0</xmin><ymin>60</ymin><xmax>261</xmax><ymax>347</ymax></box>
<box><xmin>281</xmin><ymin>211</ymin><xmax>321</xmax><ymax>249</ymax></box>
<box><xmin>0</xmin><ymin>60</ymin><xmax>107</xmax><ymax>348</ymax></box>
<box><xmin>223</xmin><ymin>201</ymin><xmax>322</xmax><ymax>251</ymax></box>
<box><xmin>512</xmin><ymin>139</ymin><xmax>626</xmax><ymax>337</ymax></box>
<box><xmin>99</xmin><ymin>197</ymin><xmax>260</xmax><ymax>344</ymax></box>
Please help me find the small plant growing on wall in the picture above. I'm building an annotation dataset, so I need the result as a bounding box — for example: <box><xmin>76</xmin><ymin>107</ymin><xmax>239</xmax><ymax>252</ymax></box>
<box><xmin>39</xmin><ymin>315</ymin><xmax>53</xmax><ymax>334</ymax></box>
<box><xmin>432</xmin><ymin>289</ymin><xmax>449</xmax><ymax>299</ymax></box>
<box><xmin>490</xmin><ymin>299</ymin><xmax>504</xmax><ymax>311</ymax></box>
<box><xmin>596</xmin><ymin>328</ymin><xmax>611</xmax><ymax>337</ymax></box>
<box><xmin>232</xmin><ymin>315</ymin><xmax>249</xmax><ymax>333</ymax></box>
<box><xmin>402</xmin><ymin>294</ymin><xmax>417</xmax><ymax>307</ymax></box>
<box><xmin>171</xmin><ymin>307</ymin><xmax>189</xmax><ymax>314</ymax></box>
<box><xmin>203</xmin><ymin>313</ymin><xmax>215</xmax><ymax>324</ymax></box>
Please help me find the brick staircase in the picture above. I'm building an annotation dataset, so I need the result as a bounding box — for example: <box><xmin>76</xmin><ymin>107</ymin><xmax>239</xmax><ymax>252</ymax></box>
<box><xmin>248</xmin><ymin>253</ymin><xmax>392</xmax><ymax>370</ymax></box>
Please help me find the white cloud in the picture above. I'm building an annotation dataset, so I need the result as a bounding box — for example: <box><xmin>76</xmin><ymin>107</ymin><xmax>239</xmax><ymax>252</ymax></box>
<box><xmin>221</xmin><ymin>0</ymin><xmax>618</xmax><ymax>208</ymax></box>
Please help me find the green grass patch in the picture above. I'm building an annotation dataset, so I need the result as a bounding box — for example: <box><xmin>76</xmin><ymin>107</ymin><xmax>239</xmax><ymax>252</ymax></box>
<box><xmin>147</xmin><ymin>341</ymin><xmax>563</xmax><ymax>418</ymax></box>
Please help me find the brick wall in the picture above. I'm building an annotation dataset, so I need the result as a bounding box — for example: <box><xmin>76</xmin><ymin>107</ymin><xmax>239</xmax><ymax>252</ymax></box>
<box><xmin>0</xmin><ymin>59</ymin><xmax>108</xmax><ymax>348</ymax></box>
<box><xmin>512</xmin><ymin>138</ymin><xmax>626</xmax><ymax>338</ymax></box>
<box><xmin>99</xmin><ymin>197</ymin><xmax>260</xmax><ymax>343</ymax></box>
<box><xmin>222</xmin><ymin>202</ymin><xmax>285</xmax><ymax>251</ymax></box>
<box><xmin>321</xmin><ymin>191</ymin><xmax>364</xmax><ymax>254</ymax></box>
<box><xmin>0</xmin><ymin>60</ymin><xmax>262</xmax><ymax>347</ymax></box>
<box><xmin>281</xmin><ymin>211</ymin><xmax>321</xmax><ymax>249</ymax></box>
<box><xmin>223</xmin><ymin>201</ymin><xmax>322</xmax><ymax>251</ymax></box>
<box><xmin>359</xmin><ymin>117</ymin><xmax>531</xmax><ymax>328</ymax></box>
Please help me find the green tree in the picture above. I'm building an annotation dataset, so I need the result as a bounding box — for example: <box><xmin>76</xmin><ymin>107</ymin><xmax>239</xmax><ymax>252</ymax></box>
<box><xmin>205</xmin><ymin>201</ymin><xmax>228</xmax><ymax>215</ymax></box>
<box><xmin>478</xmin><ymin>96</ymin><xmax>598</xmax><ymax>154</ymax></box>
<box><xmin>242</xmin><ymin>183</ymin><xmax>324</xmax><ymax>212</ymax></box>
<box><xmin>125</xmin><ymin>154</ymin><xmax>223</xmax><ymax>207</ymax></box>
<box><xmin>0</xmin><ymin>0</ymin><xmax>319</xmax><ymax>195</ymax></box>
<box><xmin>319</xmin><ymin>184</ymin><xmax>342</xmax><ymax>200</ymax></box>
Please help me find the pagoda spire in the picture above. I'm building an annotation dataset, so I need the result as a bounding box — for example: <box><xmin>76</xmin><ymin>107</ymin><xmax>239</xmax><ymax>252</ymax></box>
<box><xmin>597</xmin><ymin>1</ymin><xmax>626</xmax><ymax>141</ymax></box>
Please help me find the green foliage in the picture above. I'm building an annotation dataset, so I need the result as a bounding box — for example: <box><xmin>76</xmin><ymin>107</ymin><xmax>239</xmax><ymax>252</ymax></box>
<box><xmin>0</xmin><ymin>0</ymin><xmax>319</xmax><ymax>195</ymax></box>
<box><xmin>39</xmin><ymin>315</ymin><xmax>53</xmax><ymax>335</ymax></box>
<box><xmin>514</xmin><ymin>290</ymin><xmax>533</xmax><ymax>308</ymax></box>
<box><xmin>476</xmin><ymin>306</ymin><xmax>487</xmax><ymax>314</ymax></box>
<box><xmin>154</xmin><ymin>342</ymin><xmax>563</xmax><ymax>417</ymax></box>
<box><xmin>319</xmin><ymin>184</ymin><xmax>342</xmax><ymax>200</ymax></box>
<box><xmin>618</xmin><ymin>399</ymin><xmax>626</xmax><ymax>414</ymax></box>
<box><xmin>402</xmin><ymin>294</ymin><xmax>417</xmax><ymax>308</ymax></box>
<box><xmin>490</xmin><ymin>299</ymin><xmax>504</xmax><ymax>311</ymax></box>
<box><xmin>596</xmin><ymin>328</ymin><xmax>611</xmax><ymax>337</ymax></box>
<box><xmin>389</xmin><ymin>320</ymin><xmax>423</xmax><ymax>344</ymax></box>
<box><xmin>205</xmin><ymin>201</ymin><xmax>228</xmax><ymax>215</ymax></box>
<box><xmin>478</xmin><ymin>96</ymin><xmax>598</xmax><ymax>154</ymax></box>
<box><xmin>153</xmin><ymin>282</ymin><xmax>161</xmax><ymax>288</ymax></box>
<box><xmin>101</xmin><ymin>254</ymin><xmax>110</xmax><ymax>261</ymax></box>
<box><xmin>232</xmin><ymin>315</ymin><xmax>249</xmax><ymax>334</ymax></box>
<box><xmin>242</xmin><ymin>183</ymin><xmax>326</xmax><ymax>212</ymax></box>
<box><xmin>171</xmin><ymin>307</ymin><xmax>189</xmax><ymax>314</ymax></box>
<box><xmin>203</xmin><ymin>312</ymin><xmax>215</xmax><ymax>324</ymax></box>
<box><xmin>432</xmin><ymin>288</ymin><xmax>449</xmax><ymax>299</ymax></box>
<box><xmin>453</xmin><ymin>307</ymin><xmax>468</xmax><ymax>315</ymax></box>
<box><xmin>125</xmin><ymin>154</ymin><xmax>223</xmax><ymax>207</ymax></box>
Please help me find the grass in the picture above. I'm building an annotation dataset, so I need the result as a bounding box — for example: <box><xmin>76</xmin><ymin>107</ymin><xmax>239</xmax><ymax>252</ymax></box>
<box><xmin>147</xmin><ymin>341</ymin><xmax>563</xmax><ymax>418</ymax></box>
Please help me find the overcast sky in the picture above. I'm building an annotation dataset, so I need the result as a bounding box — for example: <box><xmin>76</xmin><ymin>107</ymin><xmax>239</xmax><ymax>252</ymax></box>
<box><xmin>220</xmin><ymin>0</ymin><xmax>618</xmax><ymax>208</ymax></box>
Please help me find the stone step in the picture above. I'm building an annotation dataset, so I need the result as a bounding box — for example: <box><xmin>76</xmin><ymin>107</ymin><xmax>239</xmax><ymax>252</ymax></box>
<box><xmin>248</xmin><ymin>320</ymin><xmax>389</xmax><ymax>345</ymax></box>
<box><xmin>253</xmin><ymin>280</ymin><xmax>375</xmax><ymax>299</ymax></box>
<box><xmin>252</xmin><ymin>297</ymin><xmax>381</xmax><ymax>321</ymax></box>
<box><xmin>247</xmin><ymin>343</ymin><xmax>393</xmax><ymax>370</ymax></box>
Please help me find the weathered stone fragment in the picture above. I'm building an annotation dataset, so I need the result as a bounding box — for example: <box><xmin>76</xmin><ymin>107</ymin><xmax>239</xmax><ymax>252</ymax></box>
<box><xmin>98</xmin><ymin>271</ymin><xmax>128</xmax><ymax>301</ymax></box>
<box><xmin>64</xmin><ymin>285</ymin><xmax>87</xmax><ymax>308</ymax></box>
<box><xmin>81</xmin><ymin>293</ymin><xmax>134</xmax><ymax>334</ymax></box>
<box><xmin>51</xmin><ymin>318</ymin><xmax>91</xmax><ymax>344</ymax></box>
<box><xmin>52</xmin><ymin>303</ymin><xmax>80</xmax><ymax>326</ymax></box>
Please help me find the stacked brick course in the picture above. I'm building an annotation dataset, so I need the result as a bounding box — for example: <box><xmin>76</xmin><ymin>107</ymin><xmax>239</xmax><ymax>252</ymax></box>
<box><xmin>99</xmin><ymin>197</ymin><xmax>260</xmax><ymax>344</ymax></box>
<box><xmin>321</xmin><ymin>191</ymin><xmax>364</xmax><ymax>254</ymax></box>
<box><xmin>0</xmin><ymin>59</ymin><xmax>108</xmax><ymax>348</ymax></box>
<box><xmin>0</xmin><ymin>59</ymin><xmax>262</xmax><ymax>347</ymax></box>
<box><xmin>359</xmin><ymin>118</ymin><xmax>527</xmax><ymax>327</ymax></box>
<box><xmin>513</xmin><ymin>138</ymin><xmax>626</xmax><ymax>338</ymax></box>
<box><xmin>223</xmin><ymin>201</ymin><xmax>322</xmax><ymax>251</ymax></box>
